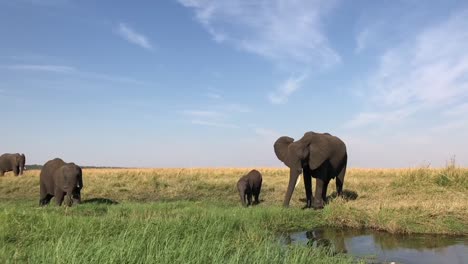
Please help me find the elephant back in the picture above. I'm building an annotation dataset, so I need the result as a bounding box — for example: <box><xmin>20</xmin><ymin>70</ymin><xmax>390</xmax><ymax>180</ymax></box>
<box><xmin>40</xmin><ymin>158</ymin><xmax>66</xmax><ymax>181</ymax></box>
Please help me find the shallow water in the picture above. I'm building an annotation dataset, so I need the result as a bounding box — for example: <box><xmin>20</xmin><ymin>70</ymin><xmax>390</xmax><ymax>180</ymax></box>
<box><xmin>281</xmin><ymin>227</ymin><xmax>468</xmax><ymax>264</ymax></box>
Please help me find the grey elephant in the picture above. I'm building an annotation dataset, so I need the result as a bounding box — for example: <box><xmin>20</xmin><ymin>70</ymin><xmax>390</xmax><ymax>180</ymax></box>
<box><xmin>0</xmin><ymin>153</ymin><xmax>26</xmax><ymax>176</ymax></box>
<box><xmin>237</xmin><ymin>169</ymin><xmax>263</xmax><ymax>207</ymax></box>
<box><xmin>39</xmin><ymin>158</ymin><xmax>83</xmax><ymax>206</ymax></box>
<box><xmin>274</xmin><ymin>131</ymin><xmax>347</xmax><ymax>209</ymax></box>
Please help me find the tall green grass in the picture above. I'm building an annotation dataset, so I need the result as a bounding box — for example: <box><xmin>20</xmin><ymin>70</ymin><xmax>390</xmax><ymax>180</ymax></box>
<box><xmin>0</xmin><ymin>201</ymin><xmax>355</xmax><ymax>264</ymax></box>
<box><xmin>0</xmin><ymin>166</ymin><xmax>467</xmax><ymax>263</ymax></box>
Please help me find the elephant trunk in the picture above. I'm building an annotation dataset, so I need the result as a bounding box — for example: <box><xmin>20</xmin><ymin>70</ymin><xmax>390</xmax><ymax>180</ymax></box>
<box><xmin>239</xmin><ymin>190</ymin><xmax>246</xmax><ymax>207</ymax></box>
<box><xmin>18</xmin><ymin>154</ymin><xmax>25</xmax><ymax>175</ymax></box>
<box><xmin>238</xmin><ymin>183</ymin><xmax>247</xmax><ymax>207</ymax></box>
<box><xmin>283</xmin><ymin>169</ymin><xmax>301</xmax><ymax>207</ymax></box>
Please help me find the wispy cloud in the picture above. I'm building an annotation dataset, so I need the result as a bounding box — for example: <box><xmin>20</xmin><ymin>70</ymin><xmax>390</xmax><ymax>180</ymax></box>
<box><xmin>349</xmin><ymin>9</ymin><xmax>468</xmax><ymax>127</ymax></box>
<box><xmin>116</xmin><ymin>23</ymin><xmax>153</xmax><ymax>50</ymax></box>
<box><xmin>5</xmin><ymin>64</ymin><xmax>75</xmax><ymax>73</ymax></box>
<box><xmin>4</xmin><ymin>63</ymin><xmax>145</xmax><ymax>85</ymax></box>
<box><xmin>268</xmin><ymin>74</ymin><xmax>307</xmax><ymax>104</ymax></box>
<box><xmin>182</xmin><ymin>110</ymin><xmax>224</xmax><ymax>118</ymax></box>
<box><xmin>181</xmin><ymin>94</ymin><xmax>251</xmax><ymax>129</ymax></box>
<box><xmin>354</xmin><ymin>21</ymin><xmax>385</xmax><ymax>53</ymax></box>
<box><xmin>178</xmin><ymin>0</ymin><xmax>339</xmax><ymax>104</ymax></box>
<box><xmin>191</xmin><ymin>120</ymin><xmax>238</xmax><ymax>128</ymax></box>
<box><xmin>254</xmin><ymin>128</ymin><xmax>280</xmax><ymax>140</ymax></box>
<box><xmin>206</xmin><ymin>92</ymin><xmax>222</xmax><ymax>99</ymax></box>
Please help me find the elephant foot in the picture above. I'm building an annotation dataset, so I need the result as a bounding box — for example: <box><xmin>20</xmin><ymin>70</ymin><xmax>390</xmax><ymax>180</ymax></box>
<box><xmin>312</xmin><ymin>199</ymin><xmax>324</xmax><ymax>210</ymax></box>
<box><xmin>302</xmin><ymin>199</ymin><xmax>313</xmax><ymax>209</ymax></box>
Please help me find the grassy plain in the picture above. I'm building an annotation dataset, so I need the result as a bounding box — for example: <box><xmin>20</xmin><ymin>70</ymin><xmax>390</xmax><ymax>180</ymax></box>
<box><xmin>0</xmin><ymin>166</ymin><xmax>467</xmax><ymax>263</ymax></box>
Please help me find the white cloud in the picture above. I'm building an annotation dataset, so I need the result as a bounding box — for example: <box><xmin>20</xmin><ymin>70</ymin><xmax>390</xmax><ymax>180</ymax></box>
<box><xmin>350</xmin><ymin>10</ymin><xmax>468</xmax><ymax>127</ymax></box>
<box><xmin>268</xmin><ymin>74</ymin><xmax>307</xmax><ymax>104</ymax></box>
<box><xmin>178</xmin><ymin>0</ymin><xmax>340</xmax><ymax>104</ymax></box>
<box><xmin>178</xmin><ymin>0</ymin><xmax>339</xmax><ymax>67</ymax></box>
<box><xmin>4</xmin><ymin>64</ymin><xmax>145</xmax><ymax>85</ymax></box>
<box><xmin>5</xmin><ymin>64</ymin><xmax>75</xmax><ymax>73</ymax></box>
<box><xmin>116</xmin><ymin>23</ymin><xmax>153</xmax><ymax>50</ymax></box>
<box><xmin>191</xmin><ymin>119</ymin><xmax>238</xmax><ymax>128</ymax></box>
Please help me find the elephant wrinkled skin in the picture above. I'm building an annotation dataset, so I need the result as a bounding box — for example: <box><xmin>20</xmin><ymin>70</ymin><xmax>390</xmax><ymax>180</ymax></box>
<box><xmin>39</xmin><ymin>158</ymin><xmax>83</xmax><ymax>206</ymax></box>
<box><xmin>274</xmin><ymin>131</ymin><xmax>347</xmax><ymax>209</ymax></box>
<box><xmin>0</xmin><ymin>153</ymin><xmax>26</xmax><ymax>176</ymax></box>
<box><xmin>237</xmin><ymin>169</ymin><xmax>263</xmax><ymax>207</ymax></box>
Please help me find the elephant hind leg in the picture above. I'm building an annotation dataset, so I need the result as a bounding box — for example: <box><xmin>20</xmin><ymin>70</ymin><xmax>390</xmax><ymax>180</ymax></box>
<box><xmin>336</xmin><ymin>162</ymin><xmax>347</xmax><ymax>197</ymax></box>
<box><xmin>253</xmin><ymin>186</ymin><xmax>261</xmax><ymax>205</ymax></box>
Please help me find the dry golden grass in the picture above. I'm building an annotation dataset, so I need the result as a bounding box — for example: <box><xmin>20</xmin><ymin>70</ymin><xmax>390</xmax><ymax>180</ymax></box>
<box><xmin>1</xmin><ymin>166</ymin><xmax>467</xmax><ymax>234</ymax></box>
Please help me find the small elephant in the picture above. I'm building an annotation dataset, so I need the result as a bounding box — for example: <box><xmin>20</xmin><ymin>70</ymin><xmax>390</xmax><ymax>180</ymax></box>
<box><xmin>274</xmin><ymin>131</ymin><xmax>347</xmax><ymax>209</ymax></box>
<box><xmin>39</xmin><ymin>158</ymin><xmax>83</xmax><ymax>206</ymax></box>
<box><xmin>237</xmin><ymin>169</ymin><xmax>263</xmax><ymax>207</ymax></box>
<box><xmin>0</xmin><ymin>153</ymin><xmax>26</xmax><ymax>176</ymax></box>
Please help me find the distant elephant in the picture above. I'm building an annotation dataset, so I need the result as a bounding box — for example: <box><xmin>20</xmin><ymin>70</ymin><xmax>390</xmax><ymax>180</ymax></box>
<box><xmin>274</xmin><ymin>131</ymin><xmax>347</xmax><ymax>209</ymax></box>
<box><xmin>39</xmin><ymin>158</ymin><xmax>83</xmax><ymax>206</ymax></box>
<box><xmin>0</xmin><ymin>153</ymin><xmax>26</xmax><ymax>176</ymax></box>
<box><xmin>237</xmin><ymin>169</ymin><xmax>263</xmax><ymax>207</ymax></box>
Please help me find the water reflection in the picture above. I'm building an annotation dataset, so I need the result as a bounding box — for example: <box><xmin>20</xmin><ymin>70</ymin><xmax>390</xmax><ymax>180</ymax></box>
<box><xmin>283</xmin><ymin>227</ymin><xmax>468</xmax><ymax>264</ymax></box>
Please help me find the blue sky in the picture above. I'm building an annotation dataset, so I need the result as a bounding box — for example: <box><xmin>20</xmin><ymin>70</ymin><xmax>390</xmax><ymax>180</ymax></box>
<box><xmin>1</xmin><ymin>0</ymin><xmax>467</xmax><ymax>167</ymax></box>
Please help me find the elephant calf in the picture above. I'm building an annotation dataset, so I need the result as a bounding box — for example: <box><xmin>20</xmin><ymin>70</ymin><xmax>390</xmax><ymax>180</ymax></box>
<box><xmin>237</xmin><ymin>169</ymin><xmax>263</xmax><ymax>207</ymax></box>
<box><xmin>0</xmin><ymin>153</ymin><xmax>26</xmax><ymax>176</ymax></box>
<box><xmin>39</xmin><ymin>158</ymin><xmax>83</xmax><ymax>206</ymax></box>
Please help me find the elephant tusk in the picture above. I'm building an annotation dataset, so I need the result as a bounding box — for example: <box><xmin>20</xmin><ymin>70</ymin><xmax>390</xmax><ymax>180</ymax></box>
<box><xmin>295</xmin><ymin>176</ymin><xmax>301</xmax><ymax>189</ymax></box>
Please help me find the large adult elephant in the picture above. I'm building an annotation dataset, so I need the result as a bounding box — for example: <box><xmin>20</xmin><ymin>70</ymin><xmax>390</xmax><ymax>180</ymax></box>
<box><xmin>39</xmin><ymin>158</ymin><xmax>83</xmax><ymax>206</ymax></box>
<box><xmin>0</xmin><ymin>153</ymin><xmax>26</xmax><ymax>176</ymax></box>
<box><xmin>274</xmin><ymin>131</ymin><xmax>347</xmax><ymax>209</ymax></box>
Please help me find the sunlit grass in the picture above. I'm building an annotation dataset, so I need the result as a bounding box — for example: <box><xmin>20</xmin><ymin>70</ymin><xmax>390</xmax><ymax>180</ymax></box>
<box><xmin>0</xmin><ymin>165</ymin><xmax>466</xmax><ymax>263</ymax></box>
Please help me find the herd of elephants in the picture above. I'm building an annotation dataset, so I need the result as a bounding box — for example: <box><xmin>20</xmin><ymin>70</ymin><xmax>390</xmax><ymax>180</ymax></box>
<box><xmin>0</xmin><ymin>131</ymin><xmax>347</xmax><ymax>209</ymax></box>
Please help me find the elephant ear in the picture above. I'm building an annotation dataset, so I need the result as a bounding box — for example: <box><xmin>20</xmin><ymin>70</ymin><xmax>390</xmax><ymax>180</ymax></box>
<box><xmin>274</xmin><ymin>136</ymin><xmax>294</xmax><ymax>165</ymax></box>
<box><xmin>286</xmin><ymin>141</ymin><xmax>310</xmax><ymax>170</ymax></box>
<box><xmin>305</xmin><ymin>132</ymin><xmax>333</xmax><ymax>170</ymax></box>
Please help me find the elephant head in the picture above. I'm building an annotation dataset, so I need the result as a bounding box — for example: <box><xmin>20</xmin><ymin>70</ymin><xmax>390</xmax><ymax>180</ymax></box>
<box><xmin>274</xmin><ymin>132</ymin><xmax>346</xmax><ymax>207</ymax></box>
<box><xmin>17</xmin><ymin>154</ymin><xmax>26</xmax><ymax>175</ymax></box>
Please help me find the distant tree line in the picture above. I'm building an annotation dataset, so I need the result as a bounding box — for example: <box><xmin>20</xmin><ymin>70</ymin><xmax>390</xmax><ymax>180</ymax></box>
<box><xmin>26</xmin><ymin>165</ymin><xmax>127</xmax><ymax>170</ymax></box>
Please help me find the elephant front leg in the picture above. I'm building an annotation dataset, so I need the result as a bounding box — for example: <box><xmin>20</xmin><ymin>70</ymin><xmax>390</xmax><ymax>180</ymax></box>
<box><xmin>313</xmin><ymin>178</ymin><xmax>325</xmax><ymax>209</ymax></box>
<box><xmin>55</xmin><ymin>190</ymin><xmax>66</xmax><ymax>206</ymax></box>
<box><xmin>303</xmin><ymin>167</ymin><xmax>313</xmax><ymax>209</ymax></box>
<box><xmin>239</xmin><ymin>191</ymin><xmax>247</xmax><ymax>207</ymax></box>
<box><xmin>39</xmin><ymin>194</ymin><xmax>53</xmax><ymax>206</ymax></box>
<box><xmin>247</xmin><ymin>193</ymin><xmax>253</xmax><ymax>206</ymax></box>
